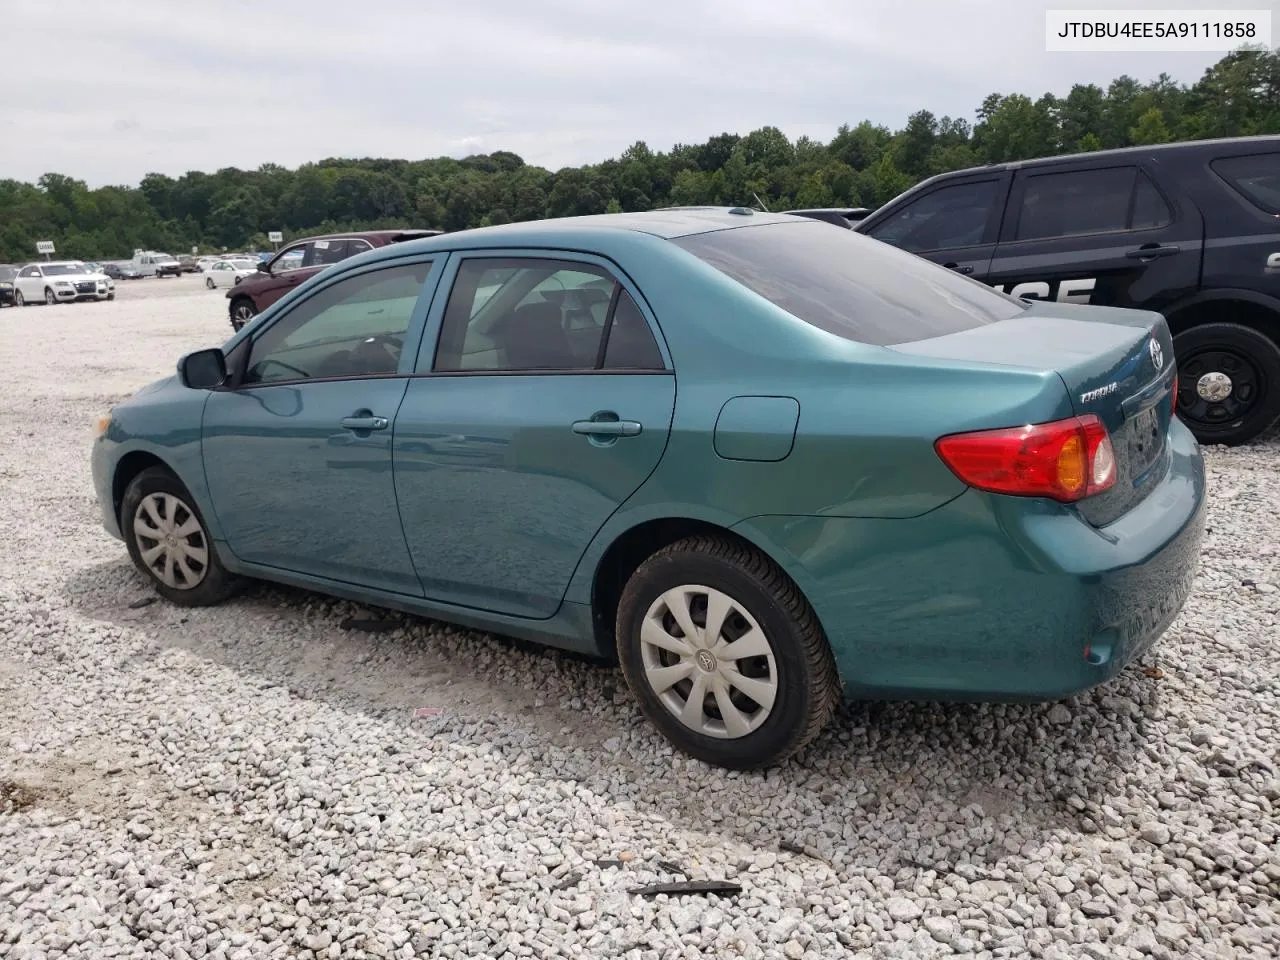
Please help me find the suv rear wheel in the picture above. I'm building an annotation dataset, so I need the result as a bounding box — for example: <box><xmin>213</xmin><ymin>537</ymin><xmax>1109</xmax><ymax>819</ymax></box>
<box><xmin>1174</xmin><ymin>322</ymin><xmax>1280</xmax><ymax>445</ymax></box>
<box><xmin>229</xmin><ymin>296</ymin><xmax>256</xmax><ymax>332</ymax></box>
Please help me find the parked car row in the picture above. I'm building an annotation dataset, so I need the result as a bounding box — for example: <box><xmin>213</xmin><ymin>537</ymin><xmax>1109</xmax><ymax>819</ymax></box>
<box><xmin>1</xmin><ymin>260</ymin><xmax>115</xmax><ymax>305</ymax></box>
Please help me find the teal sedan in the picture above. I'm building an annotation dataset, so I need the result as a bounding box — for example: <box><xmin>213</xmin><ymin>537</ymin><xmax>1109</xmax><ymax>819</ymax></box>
<box><xmin>91</xmin><ymin>208</ymin><xmax>1206</xmax><ymax>769</ymax></box>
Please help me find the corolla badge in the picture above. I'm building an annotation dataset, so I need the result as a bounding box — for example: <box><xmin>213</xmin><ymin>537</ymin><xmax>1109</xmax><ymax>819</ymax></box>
<box><xmin>1149</xmin><ymin>337</ymin><xmax>1164</xmax><ymax>371</ymax></box>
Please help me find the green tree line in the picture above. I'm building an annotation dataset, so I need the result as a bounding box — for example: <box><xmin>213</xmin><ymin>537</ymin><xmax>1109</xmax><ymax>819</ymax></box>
<box><xmin>2</xmin><ymin>48</ymin><xmax>1278</xmax><ymax>263</ymax></box>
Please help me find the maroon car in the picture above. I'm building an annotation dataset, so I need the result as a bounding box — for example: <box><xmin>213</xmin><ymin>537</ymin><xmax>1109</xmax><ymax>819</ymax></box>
<box><xmin>226</xmin><ymin>229</ymin><xmax>442</xmax><ymax>330</ymax></box>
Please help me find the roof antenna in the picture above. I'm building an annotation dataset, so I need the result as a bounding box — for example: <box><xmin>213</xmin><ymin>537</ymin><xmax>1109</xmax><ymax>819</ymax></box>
<box><xmin>752</xmin><ymin>192</ymin><xmax>770</xmax><ymax>212</ymax></box>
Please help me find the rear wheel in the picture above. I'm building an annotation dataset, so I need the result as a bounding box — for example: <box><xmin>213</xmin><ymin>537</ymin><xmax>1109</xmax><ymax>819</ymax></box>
<box><xmin>1174</xmin><ymin>322</ymin><xmax>1280</xmax><ymax>446</ymax></box>
<box><xmin>121</xmin><ymin>466</ymin><xmax>241</xmax><ymax>606</ymax></box>
<box><xmin>14</xmin><ymin>290</ymin><xmax>24</xmax><ymax>307</ymax></box>
<box><xmin>206</xmin><ymin>277</ymin><xmax>215</xmax><ymax>289</ymax></box>
<box><xmin>229</xmin><ymin>296</ymin><xmax>256</xmax><ymax>332</ymax></box>
<box><xmin>616</xmin><ymin>535</ymin><xmax>840</xmax><ymax>770</ymax></box>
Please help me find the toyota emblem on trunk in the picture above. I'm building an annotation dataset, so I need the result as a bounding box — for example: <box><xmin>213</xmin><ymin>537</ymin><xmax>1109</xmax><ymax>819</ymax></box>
<box><xmin>1149</xmin><ymin>337</ymin><xmax>1164</xmax><ymax>371</ymax></box>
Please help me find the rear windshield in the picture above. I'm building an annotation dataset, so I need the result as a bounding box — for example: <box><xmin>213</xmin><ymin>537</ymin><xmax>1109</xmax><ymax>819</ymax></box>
<box><xmin>1212</xmin><ymin>152</ymin><xmax>1280</xmax><ymax>214</ymax></box>
<box><xmin>670</xmin><ymin>220</ymin><xmax>1025</xmax><ymax>346</ymax></box>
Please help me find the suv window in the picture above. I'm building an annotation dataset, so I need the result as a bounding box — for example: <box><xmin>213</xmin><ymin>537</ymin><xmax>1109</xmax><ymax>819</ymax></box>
<box><xmin>1013</xmin><ymin>166</ymin><xmax>1170</xmax><ymax>241</ymax></box>
<box><xmin>1211</xmin><ymin>153</ymin><xmax>1280</xmax><ymax>215</ymax></box>
<box><xmin>867</xmin><ymin>180</ymin><xmax>1002</xmax><ymax>252</ymax></box>
<box><xmin>272</xmin><ymin>244</ymin><xmax>309</xmax><ymax>273</ymax></box>
<box><xmin>434</xmin><ymin>259</ymin><xmax>616</xmax><ymax>371</ymax></box>
<box><xmin>673</xmin><ymin>220</ymin><xmax>1025</xmax><ymax>347</ymax></box>
<box><xmin>244</xmin><ymin>262</ymin><xmax>433</xmax><ymax>385</ymax></box>
<box><xmin>305</xmin><ymin>239</ymin><xmax>351</xmax><ymax>267</ymax></box>
<box><xmin>19</xmin><ymin>266</ymin><xmax>38</xmax><ymax>278</ymax></box>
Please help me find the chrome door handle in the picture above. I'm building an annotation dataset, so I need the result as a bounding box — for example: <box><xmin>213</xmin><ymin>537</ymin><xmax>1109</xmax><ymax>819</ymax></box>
<box><xmin>572</xmin><ymin>419</ymin><xmax>642</xmax><ymax>437</ymax></box>
<box><xmin>340</xmin><ymin>416</ymin><xmax>388</xmax><ymax>431</ymax></box>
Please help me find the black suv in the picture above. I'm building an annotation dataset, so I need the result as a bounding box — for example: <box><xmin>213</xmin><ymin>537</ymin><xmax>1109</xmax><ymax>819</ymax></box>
<box><xmin>853</xmin><ymin>135</ymin><xmax>1280</xmax><ymax>446</ymax></box>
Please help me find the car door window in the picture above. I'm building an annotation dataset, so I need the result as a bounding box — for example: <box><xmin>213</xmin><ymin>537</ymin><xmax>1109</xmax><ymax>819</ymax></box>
<box><xmin>867</xmin><ymin>180</ymin><xmax>1002</xmax><ymax>253</ymax></box>
<box><xmin>602</xmin><ymin>289</ymin><xmax>665</xmax><ymax>369</ymax></box>
<box><xmin>1131</xmin><ymin>172</ymin><xmax>1173</xmax><ymax>230</ymax></box>
<box><xmin>433</xmin><ymin>259</ymin><xmax>613</xmax><ymax>371</ymax></box>
<box><xmin>305</xmin><ymin>239</ymin><xmax>351</xmax><ymax>267</ymax></box>
<box><xmin>1014</xmin><ymin>167</ymin><xmax>1151</xmax><ymax>241</ymax></box>
<box><xmin>19</xmin><ymin>267</ymin><xmax>37</xmax><ymax>278</ymax></box>
<box><xmin>272</xmin><ymin>244</ymin><xmax>309</xmax><ymax>273</ymax></box>
<box><xmin>349</xmin><ymin>239</ymin><xmax>374</xmax><ymax>255</ymax></box>
<box><xmin>243</xmin><ymin>261</ymin><xmax>433</xmax><ymax>385</ymax></box>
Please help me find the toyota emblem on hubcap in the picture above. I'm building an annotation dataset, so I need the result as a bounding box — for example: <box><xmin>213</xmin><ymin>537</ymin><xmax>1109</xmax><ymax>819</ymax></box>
<box><xmin>1149</xmin><ymin>337</ymin><xmax>1164</xmax><ymax>371</ymax></box>
<box><xmin>695</xmin><ymin>649</ymin><xmax>717</xmax><ymax>672</ymax></box>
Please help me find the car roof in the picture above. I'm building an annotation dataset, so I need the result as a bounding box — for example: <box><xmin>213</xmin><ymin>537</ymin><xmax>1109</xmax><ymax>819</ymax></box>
<box><xmin>384</xmin><ymin>208</ymin><xmax>804</xmax><ymax>256</ymax></box>
<box><xmin>904</xmin><ymin>134</ymin><xmax>1280</xmax><ymax>189</ymax></box>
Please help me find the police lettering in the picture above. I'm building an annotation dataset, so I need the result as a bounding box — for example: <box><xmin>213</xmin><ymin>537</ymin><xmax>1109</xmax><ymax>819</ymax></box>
<box><xmin>990</xmin><ymin>278</ymin><xmax>1096</xmax><ymax>304</ymax></box>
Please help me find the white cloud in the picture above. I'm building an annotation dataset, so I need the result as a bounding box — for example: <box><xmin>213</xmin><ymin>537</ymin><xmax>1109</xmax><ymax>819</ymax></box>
<box><xmin>0</xmin><ymin>0</ymin><xmax>1234</xmax><ymax>186</ymax></box>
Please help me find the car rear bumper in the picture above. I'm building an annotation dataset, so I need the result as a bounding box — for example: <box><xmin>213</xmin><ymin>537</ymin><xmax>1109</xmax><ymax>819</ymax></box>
<box><xmin>734</xmin><ymin>419</ymin><xmax>1206</xmax><ymax>702</ymax></box>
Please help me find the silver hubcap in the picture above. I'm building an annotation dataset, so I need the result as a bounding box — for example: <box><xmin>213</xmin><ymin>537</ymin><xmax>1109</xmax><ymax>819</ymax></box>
<box><xmin>234</xmin><ymin>303</ymin><xmax>253</xmax><ymax>320</ymax></box>
<box><xmin>1196</xmin><ymin>371</ymin><xmax>1233</xmax><ymax>402</ymax></box>
<box><xmin>132</xmin><ymin>493</ymin><xmax>209</xmax><ymax>590</ymax></box>
<box><xmin>640</xmin><ymin>585</ymin><xmax>778</xmax><ymax>739</ymax></box>
<box><xmin>45</xmin><ymin>290</ymin><xmax>54</xmax><ymax>304</ymax></box>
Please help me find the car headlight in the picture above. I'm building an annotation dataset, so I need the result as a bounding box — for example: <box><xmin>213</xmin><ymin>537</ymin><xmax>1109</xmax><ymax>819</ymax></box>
<box><xmin>0</xmin><ymin>282</ymin><xmax>11</xmax><ymax>289</ymax></box>
<box><xmin>55</xmin><ymin>281</ymin><xmax>73</xmax><ymax>287</ymax></box>
<box><xmin>94</xmin><ymin>413</ymin><xmax>112</xmax><ymax>436</ymax></box>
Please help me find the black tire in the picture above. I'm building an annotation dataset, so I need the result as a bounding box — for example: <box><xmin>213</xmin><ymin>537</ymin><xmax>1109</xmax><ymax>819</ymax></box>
<box><xmin>1173</xmin><ymin>322</ymin><xmax>1280</xmax><ymax>446</ymax></box>
<box><xmin>616</xmin><ymin>535</ymin><xmax>840</xmax><ymax>770</ymax></box>
<box><xmin>229</xmin><ymin>296</ymin><xmax>256</xmax><ymax>332</ymax></box>
<box><xmin>14</xmin><ymin>290</ymin><xmax>25</xmax><ymax>307</ymax></box>
<box><xmin>44</xmin><ymin>287</ymin><xmax>55</xmax><ymax>305</ymax></box>
<box><xmin>206</xmin><ymin>277</ymin><xmax>215</xmax><ymax>289</ymax></box>
<box><xmin>121</xmin><ymin>466</ymin><xmax>242</xmax><ymax>607</ymax></box>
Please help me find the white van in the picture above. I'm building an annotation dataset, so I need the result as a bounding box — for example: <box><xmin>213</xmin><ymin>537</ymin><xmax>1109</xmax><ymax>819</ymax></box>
<box><xmin>131</xmin><ymin>250</ymin><xmax>183</xmax><ymax>278</ymax></box>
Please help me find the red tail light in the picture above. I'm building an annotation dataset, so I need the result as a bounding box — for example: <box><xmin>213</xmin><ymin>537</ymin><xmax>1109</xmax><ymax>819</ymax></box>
<box><xmin>935</xmin><ymin>415</ymin><xmax>1117</xmax><ymax>503</ymax></box>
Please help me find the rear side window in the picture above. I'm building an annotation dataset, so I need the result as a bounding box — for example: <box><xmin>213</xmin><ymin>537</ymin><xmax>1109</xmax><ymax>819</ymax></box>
<box><xmin>671</xmin><ymin>221</ymin><xmax>1025</xmax><ymax>347</ymax></box>
<box><xmin>1212</xmin><ymin>153</ymin><xmax>1280</xmax><ymax>214</ymax></box>
<box><xmin>1014</xmin><ymin>167</ymin><xmax>1170</xmax><ymax>241</ymax></box>
<box><xmin>866</xmin><ymin>180</ymin><xmax>1002</xmax><ymax>252</ymax></box>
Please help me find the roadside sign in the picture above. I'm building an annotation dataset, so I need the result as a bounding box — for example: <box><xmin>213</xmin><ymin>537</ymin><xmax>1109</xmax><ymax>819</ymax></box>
<box><xmin>36</xmin><ymin>240</ymin><xmax>55</xmax><ymax>255</ymax></box>
<box><xmin>267</xmin><ymin>231</ymin><xmax>283</xmax><ymax>243</ymax></box>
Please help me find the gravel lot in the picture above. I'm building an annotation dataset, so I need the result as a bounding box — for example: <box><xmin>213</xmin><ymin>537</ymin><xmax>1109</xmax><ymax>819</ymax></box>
<box><xmin>1</xmin><ymin>277</ymin><xmax>1278</xmax><ymax>960</ymax></box>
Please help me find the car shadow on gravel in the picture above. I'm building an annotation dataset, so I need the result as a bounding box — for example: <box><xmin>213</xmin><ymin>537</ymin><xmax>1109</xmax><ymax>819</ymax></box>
<box><xmin>64</xmin><ymin>558</ymin><xmax>1166</xmax><ymax>875</ymax></box>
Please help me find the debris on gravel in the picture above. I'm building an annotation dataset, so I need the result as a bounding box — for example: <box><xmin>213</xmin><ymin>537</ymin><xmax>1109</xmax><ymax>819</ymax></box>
<box><xmin>1</xmin><ymin>284</ymin><xmax>1278</xmax><ymax>958</ymax></box>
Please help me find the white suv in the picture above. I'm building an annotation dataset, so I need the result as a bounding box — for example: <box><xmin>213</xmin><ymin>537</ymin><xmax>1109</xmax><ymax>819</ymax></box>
<box><xmin>13</xmin><ymin>261</ymin><xmax>115</xmax><ymax>305</ymax></box>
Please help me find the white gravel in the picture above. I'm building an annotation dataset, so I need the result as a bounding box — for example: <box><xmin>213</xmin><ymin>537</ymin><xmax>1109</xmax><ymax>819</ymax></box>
<box><xmin>1</xmin><ymin>278</ymin><xmax>1278</xmax><ymax>959</ymax></box>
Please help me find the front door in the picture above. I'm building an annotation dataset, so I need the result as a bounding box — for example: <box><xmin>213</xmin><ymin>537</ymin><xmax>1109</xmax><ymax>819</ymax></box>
<box><xmin>392</xmin><ymin>253</ymin><xmax>676</xmax><ymax>618</ymax></box>
<box><xmin>859</xmin><ymin>174</ymin><xmax>1010</xmax><ymax>282</ymax></box>
<box><xmin>986</xmin><ymin>163</ymin><xmax>1203</xmax><ymax>312</ymax></box>
<box><xmin>202</xmin><ymin>258</ymin><xmax>439</xmax><ymax>594</ymax></box>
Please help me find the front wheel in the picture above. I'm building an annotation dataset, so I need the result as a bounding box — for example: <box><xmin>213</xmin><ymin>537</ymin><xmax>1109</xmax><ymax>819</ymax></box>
<box><xmin>44</xmin><ymin>287</ymin><xmax>56</xmax><ymax>305</ymax></box>
<box><xmin>206</xmin><ymin>277</ymin><xmax>215</xmax><ymax>289</ymax></box>
<box><xmin>616</xmin><ymin>536</ymin><xmax>840</xmax><ymax>770</ymax></box>
<box><xmin>121</xmin><ymin>466</ymin><xmax>241</xmax><ymax>606</ymax></box>
<box><xmin>229</xmin><ymin>297</ymin><xmax>256</xmax><ymax>332</ymax></box>
<box><xmin>1174</xmin><ymin>322</ymin><xmax>1280</xmax><ymax>446</ymax></box>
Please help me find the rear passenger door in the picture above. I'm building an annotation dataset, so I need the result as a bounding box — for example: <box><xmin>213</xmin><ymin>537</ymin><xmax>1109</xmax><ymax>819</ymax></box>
<box><xmin>987</xmin><ymin>162</ymin><xmax>1203</xmax><ymax>313</ymax></box>
<box><xmin>392</xmin><ymin>252</ymin><xmax>676</xmax><ymax>619</ymax></box>
<box><xmin>860</xmin><ymin>174</ymin><xmax>1010</xmax><ymax>281</ymax></box>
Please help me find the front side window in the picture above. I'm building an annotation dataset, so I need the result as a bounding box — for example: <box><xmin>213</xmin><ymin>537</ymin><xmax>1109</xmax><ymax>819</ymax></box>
<box><xmin>673</xmin><ymin>220</ymin><xmax>1025</xmax><ymax>347</ymax></box>
<box><xmin>1013</xmin><ymin>166</ymin><xmax>1167</xmax><ymax>241</ymax></box>
<box><xmin>272</xmin><ymin>244</ymin><xmax>309</xmax><ymax>273</ymax></box>
<box><xmin>867</xmin><ymin>180</ymin><xmax>1002</xmax><ymax>253</ymax></box>
<box><xmin>19</xmin><ymin>266</ymin><xmax>38</xmax><ymax>278</ymax></box>
<box><xmin>243</xmin><ymin>261</ymin><xmax>433</xmax><ymax>385</ymax></box>
<box><xmin>432</xmin><ymin>258</ymin><xmax>664</xmax><ymax>372</ymax></box>
<box><xmin>1211</xmin><ymin>152</ymin><xmax>1280</xmax><ymax>215</ymax></box>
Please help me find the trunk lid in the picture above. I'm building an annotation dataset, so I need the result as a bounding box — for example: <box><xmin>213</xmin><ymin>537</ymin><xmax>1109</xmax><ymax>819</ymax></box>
<box><xmin>890</xmin><ymin>301</ymin><xmax>1178</xmax><ymax>526</ymax></box>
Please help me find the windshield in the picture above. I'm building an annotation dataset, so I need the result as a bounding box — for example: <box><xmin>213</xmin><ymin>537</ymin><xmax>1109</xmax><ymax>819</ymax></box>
<box><xmin>0</xmin><ymin>267</ymin><xmax>16</xmax><ymax>281</ymax></box>
<box><xmin>671</xmin><ymin>220</ymin><xmax>1026</xmax><ymax>347</ymax></box>
<box><xmin>43</xmin><ymin>264</ymin><xmax>82</xmax><ymax>276</ymax></box>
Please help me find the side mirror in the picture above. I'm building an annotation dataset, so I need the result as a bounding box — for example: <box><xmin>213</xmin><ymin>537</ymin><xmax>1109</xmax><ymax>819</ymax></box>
<box><xmin>257</xmin><ymin>260</ymin><xmax>270</xmax><ymax>273</ymax></box>
<box><xmin>178</xmin><ymin>348</ymin><xmax>227</xmax><ymax>390</ymax></box>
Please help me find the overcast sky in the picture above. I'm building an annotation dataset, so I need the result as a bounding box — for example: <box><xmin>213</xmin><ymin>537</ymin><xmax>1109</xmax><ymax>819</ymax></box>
<box><xmin>0</xmin><ymin>0</ymin><xmax>1251</xmax><ymax>187</ymax></box>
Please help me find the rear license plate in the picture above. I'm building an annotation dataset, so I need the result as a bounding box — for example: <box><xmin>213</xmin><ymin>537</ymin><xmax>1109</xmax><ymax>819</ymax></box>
<box><xmin>1126</xmin><ymin>406</ymin><xmax>1162</xmax><ymax>475</ymax></box>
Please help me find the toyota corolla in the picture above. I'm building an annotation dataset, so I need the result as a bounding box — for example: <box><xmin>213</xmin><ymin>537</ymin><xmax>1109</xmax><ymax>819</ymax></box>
<box><xmin>91</xmin><ymin>208</ymin><xmax>1206</xmax><ymax>770</ymax></box>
